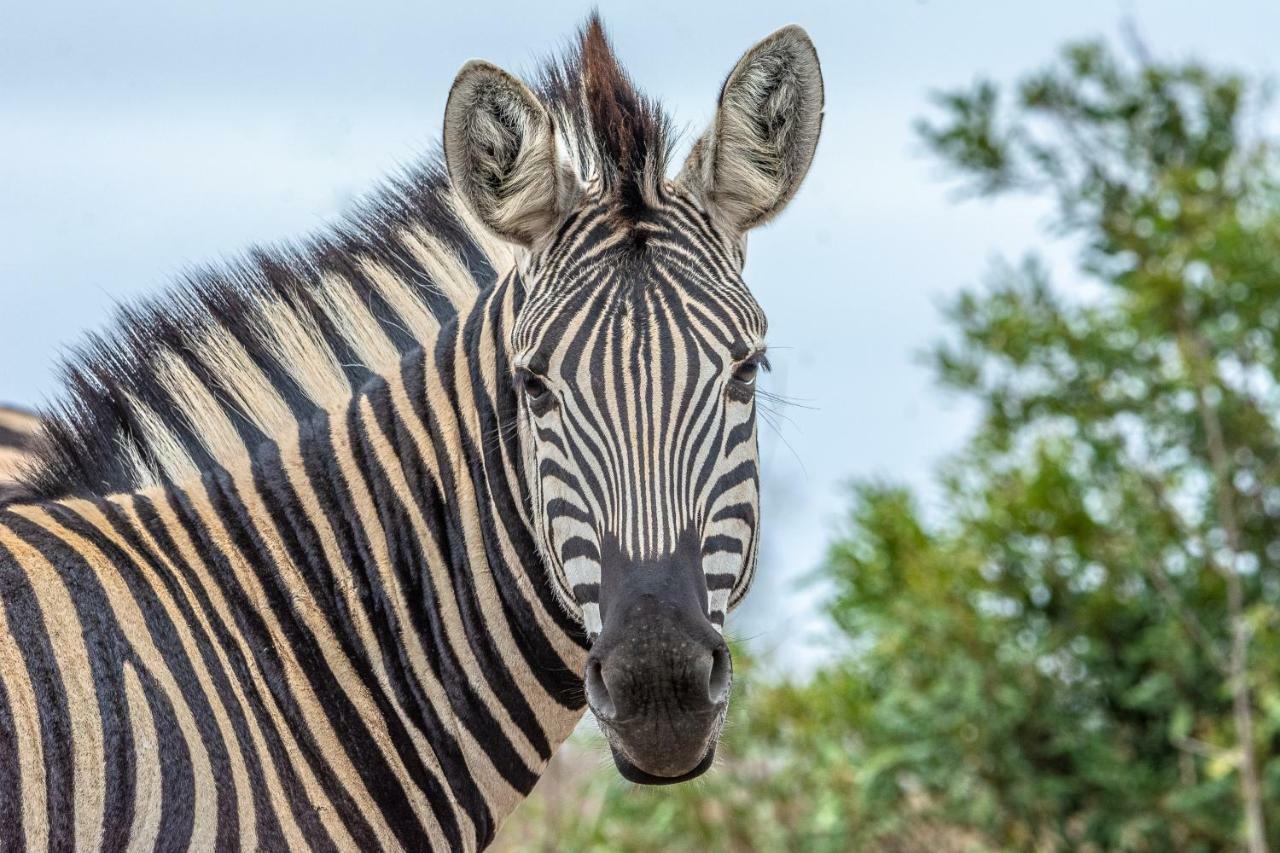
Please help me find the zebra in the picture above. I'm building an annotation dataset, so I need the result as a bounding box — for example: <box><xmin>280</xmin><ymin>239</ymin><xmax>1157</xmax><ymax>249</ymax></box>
<box><xmin>0</xmin><ymin>406</ymin><xmax>40</xmax><ymax>505</ymax></box>
<box><xmin>0</xmin><ymin>15</ymin><xmax>823</xmax><ymax>851</ymax></box>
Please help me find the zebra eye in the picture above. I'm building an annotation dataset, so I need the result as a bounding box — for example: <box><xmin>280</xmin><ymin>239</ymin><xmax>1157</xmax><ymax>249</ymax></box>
<box><xmin>732</xmin><ymin>360</ymin><xmax>760</xmax><ymax>386</ymax></box>
<box><xmin>516</xmin><ymin>369</ymin><xmax>551</xmax><ymax>404</ymax></box>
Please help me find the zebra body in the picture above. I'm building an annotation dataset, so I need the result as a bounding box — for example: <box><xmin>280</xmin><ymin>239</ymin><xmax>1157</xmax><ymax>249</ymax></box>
<box><xmin>0</xmin><ymin>15</ymin><xmax>823</xmax><ymax>850</ymax></box>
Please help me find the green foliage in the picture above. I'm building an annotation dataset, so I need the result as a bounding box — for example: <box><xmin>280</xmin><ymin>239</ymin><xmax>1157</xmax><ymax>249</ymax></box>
<box><xmin>497</xmin><ymin>37</ymin><xmax>1280</xmax><ymax>852</ymax></box>
<box><xmin>906</xmin><ymin>35</ymin><xmax>1280</xmax><ymax>849</ymax></box>
<box><xmin>496</xmin><ymin>645</ymin><xmax>983</xmax><ymax>852</ymax></box>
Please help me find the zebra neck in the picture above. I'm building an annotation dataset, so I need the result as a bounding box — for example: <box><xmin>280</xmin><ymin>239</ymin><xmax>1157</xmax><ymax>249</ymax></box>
<box><xmin>199</xmin><ymin>274</ymin><xmax>589</xmax><ymax>845</ymax></box>
<box><xmin>0</xmin><ymin>276</ymin><xmax>590</xmax><ymax>848</ymax></box>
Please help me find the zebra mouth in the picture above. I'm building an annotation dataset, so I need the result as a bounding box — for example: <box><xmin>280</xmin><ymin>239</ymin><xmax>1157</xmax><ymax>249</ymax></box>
<box><xmin>608</xmin><ymin>742</ymin><xmax>719</xmax><ymax>785</ymax></box>
<box><xmin>591</xmin><ymin>697</ymin><xmax>727</xmax><ymax>783</ymax></box>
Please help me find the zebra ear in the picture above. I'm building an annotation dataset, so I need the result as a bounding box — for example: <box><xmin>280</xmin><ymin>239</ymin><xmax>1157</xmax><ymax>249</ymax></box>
<box><xmin>444</xmin><ymin>60</ymin><xmax>572</xmax><ymax>246</ymax></box>
<box><xmin>679</xmin><ymin>26</ymin><xmax>824</xmax><ymax>233</ymax></box>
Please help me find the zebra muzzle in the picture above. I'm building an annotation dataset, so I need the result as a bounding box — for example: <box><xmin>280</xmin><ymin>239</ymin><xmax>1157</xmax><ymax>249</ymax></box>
<box><xmin>585</xmin><ymin>548</ymin><xmax>733</xmax><ymax>783</ymax></box>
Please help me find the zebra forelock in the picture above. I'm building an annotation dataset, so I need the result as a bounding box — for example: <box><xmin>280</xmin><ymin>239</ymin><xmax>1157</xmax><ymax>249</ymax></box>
<box><xmin>535</xmin><ymin>14</ymin><xmax>674</xmax><ymax>218</ymax></box>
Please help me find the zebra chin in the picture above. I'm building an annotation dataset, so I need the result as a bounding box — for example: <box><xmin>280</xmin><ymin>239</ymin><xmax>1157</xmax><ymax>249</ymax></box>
<box><xmin>609</xmin><ymin>740</ymin><xmax>720</xmax><ymax>786</ymax></box>
<box><xmin>582</xmin><ymin>531</ymin><xmax>734</xmax><ymax>783</ymax></box>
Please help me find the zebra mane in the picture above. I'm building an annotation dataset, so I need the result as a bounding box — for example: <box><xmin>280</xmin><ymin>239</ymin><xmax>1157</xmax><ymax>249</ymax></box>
<box><xmin>19</xmin><ymin>14</ymin><xmax>670</xmax><ymax>503</ymax></box>
<box><xmin>21</xmin><ymin>161</ymin><xmax>505</xmax><ymax>502</ymax></box>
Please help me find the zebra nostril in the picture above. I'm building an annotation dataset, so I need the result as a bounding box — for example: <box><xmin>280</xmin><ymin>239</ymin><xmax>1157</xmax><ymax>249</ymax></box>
<box><xmin>707</xmin><ymin>646</ymin><xmax>731</xmax><ymax>706</ymax></box>
<box><xmin>585</xmin><ymin>659</ymin><xmax>616</xmax><ymax>719</ymax></box>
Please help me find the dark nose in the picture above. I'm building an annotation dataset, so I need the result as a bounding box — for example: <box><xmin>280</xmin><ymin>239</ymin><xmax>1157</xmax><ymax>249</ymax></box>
<box><xmin>586</xmin><ymin>593</ymin><xmax>731</xmax><ymax>719</ymax></box>
<box><xmin>585</xmin><ymin>593</ymin><xmax>732</xmax><ymax>777</ymax></box>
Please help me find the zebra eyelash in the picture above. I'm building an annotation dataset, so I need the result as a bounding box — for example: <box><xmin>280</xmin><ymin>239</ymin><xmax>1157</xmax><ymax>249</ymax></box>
<box><xmin>730</xmin><ymin>350</ymin><xmax>770</xmax><ymax>390</ymax></box>
<box><xmin>513</xmin><ymin>367</ymin><xmax>559</xmax><ymax>416</ymax></box>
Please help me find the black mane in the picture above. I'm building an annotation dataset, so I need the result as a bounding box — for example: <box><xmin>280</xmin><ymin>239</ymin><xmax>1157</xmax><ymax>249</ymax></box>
<box><xmin>21</xmin><ymin>158</ymin><xmax>487</xmax><ymax>502</ymax></box>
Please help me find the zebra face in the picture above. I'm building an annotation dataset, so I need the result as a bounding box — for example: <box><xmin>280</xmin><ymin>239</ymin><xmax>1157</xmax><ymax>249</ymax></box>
<box><xmin>511</xmin><ymin>204</ymin><xmax>765</xmax><ymax>781</ymax></box>
<box><xmin>445</xmin><ymin>20</ymin><xmax>822</xmax><ymax>782</ymax></box>
<box><xmin>511</xmin><ymin>203</ymin><xmax>766</xmax><ymax>637</ymax></box>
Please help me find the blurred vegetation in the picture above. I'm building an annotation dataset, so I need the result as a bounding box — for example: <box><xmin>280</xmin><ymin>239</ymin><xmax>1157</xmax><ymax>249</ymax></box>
<box><xmin>496</xmin><ymin>35</ymin><xmax>1280</xmax><ymax>852</ymax></box>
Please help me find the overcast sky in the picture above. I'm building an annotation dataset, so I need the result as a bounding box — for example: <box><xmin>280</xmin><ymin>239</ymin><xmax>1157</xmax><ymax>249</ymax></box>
<box><xmin>3</xmin><ymin>0</ymin><xmax>1278</xmax><ymax>666</ymax></box>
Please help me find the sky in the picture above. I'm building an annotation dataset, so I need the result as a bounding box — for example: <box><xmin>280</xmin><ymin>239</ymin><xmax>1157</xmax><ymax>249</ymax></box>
<box><xmin>3</xmin><ymin>0</ymin><xmax>1279</xmax><ymax>668</ymax></box>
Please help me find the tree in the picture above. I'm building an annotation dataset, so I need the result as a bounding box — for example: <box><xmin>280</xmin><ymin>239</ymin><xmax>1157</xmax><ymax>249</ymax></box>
<box><xmin>891</xmin><ymin>35</ymin><xmax>1280</xmax><ymax>848</ymax></box>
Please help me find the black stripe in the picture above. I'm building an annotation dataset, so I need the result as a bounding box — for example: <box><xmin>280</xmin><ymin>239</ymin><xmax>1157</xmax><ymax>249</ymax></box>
<box><xmin>560</xmin><ymin>537</ymin><xmax>600</xmax><ymax>563</ymax></box>
<box><xmin>0</xmin><ymin>628</ymin><xmax>27</xmax><ymax>851</ymax></box>
<box><xmin>702</xmin><ymin>535</ymin><xmax>743</xmax><ymax>556</ymax></box>
<box><xmin>546</xmin><ymin>498</ymin><xmax>592</xmax><ymax>525</ymax></box>
<box><xmin>571</xmin><ymin>583</ymin><xmax>600</xmax><ymax>604</ymax></box>
<box><xmin>705</xmin><ymin>460</ymin><xmax>758</xmax><ymax>511</ymax></box>
<box><xmin>704</xmin><ymin>573</ymin><xmax>737</xmax><ymax>591</ymax></box>
<box><xmin>712</xmin><ymin>502</ymin><xmax>755</xmax><ymax>528</ymax></box>
<box><xmin>0</xmin><ymin>425</ymin><xmax>31</xmax><ymax>449</ymax></box>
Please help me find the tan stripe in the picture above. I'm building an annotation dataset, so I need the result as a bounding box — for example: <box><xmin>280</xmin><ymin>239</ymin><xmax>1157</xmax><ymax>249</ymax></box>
<box><xmin>0</xmin><ymin>533</ymin><xmax>48</xmax><ymax>853</ymax></box>
<box><xmin>314</xmin><ymin>273</ymin><xmax>403</xmax><ymax>374</ymax></box>
<box><xmin>12</xmin><ymin>504</ymin><xmax>219</xmax><ymax>851</ymax></box>
<box><xmin>155</xmin><ymin>350</ymin><xmax>248</xmax><ymax>467</ymax></box>
<box><xmin>400</xmin><ymin>225</ymin><xmax>480</xmax><ymax>311</ymax></box>
<box><xmin>121</xmin><ymin>661</ymin><xmax>162</xmax><ymax>853</ymax></box>
<box><xmin>122</xmin><ymin>396</ymin><xmax>198</xmax><ymax>487</ymax></box>
<box><xmin>253</xmin><ymin>296</ymin><xmax>350</xmax><ymax>407</ymax></box>
<box><xmin>359</xmin><ymin>258</ymin><xmax>442</xmax><ymax>345</ymax></box>
<box><xmin>0</xmin><ymin>407</ymin><xmax>40</xmax><ymax>437</ymax></box>
<box><xmin>197</xmin><ymin>324</ymin><xmax>295</xmax><ymax>439</ymax></box>
<box><xmin>0</xmin><ymin>446</ymin><xmax>35</xmax><ymax>484</ymax></box>
<box><xmin>0</xmin><ymin>446</ymin><xmax>33</xmax><ymax>467</ymax></box>
<box><xmin>0</xmin><ymin>516</ymin><xmax>105</xmax><ymax>853</ymax></box>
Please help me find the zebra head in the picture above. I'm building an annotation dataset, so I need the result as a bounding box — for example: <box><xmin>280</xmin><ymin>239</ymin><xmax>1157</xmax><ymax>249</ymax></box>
<box><xmin>444</xmin><ymin>19</ymin><xmax>822</xmax><ymax>783</ymax></box>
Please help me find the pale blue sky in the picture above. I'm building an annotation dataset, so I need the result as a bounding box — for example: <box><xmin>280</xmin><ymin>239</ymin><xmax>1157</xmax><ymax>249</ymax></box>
<box><xmin>2</xmin><ymin>1</ymin><xmax>1278</xmax><ymax>665</ymax></box>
